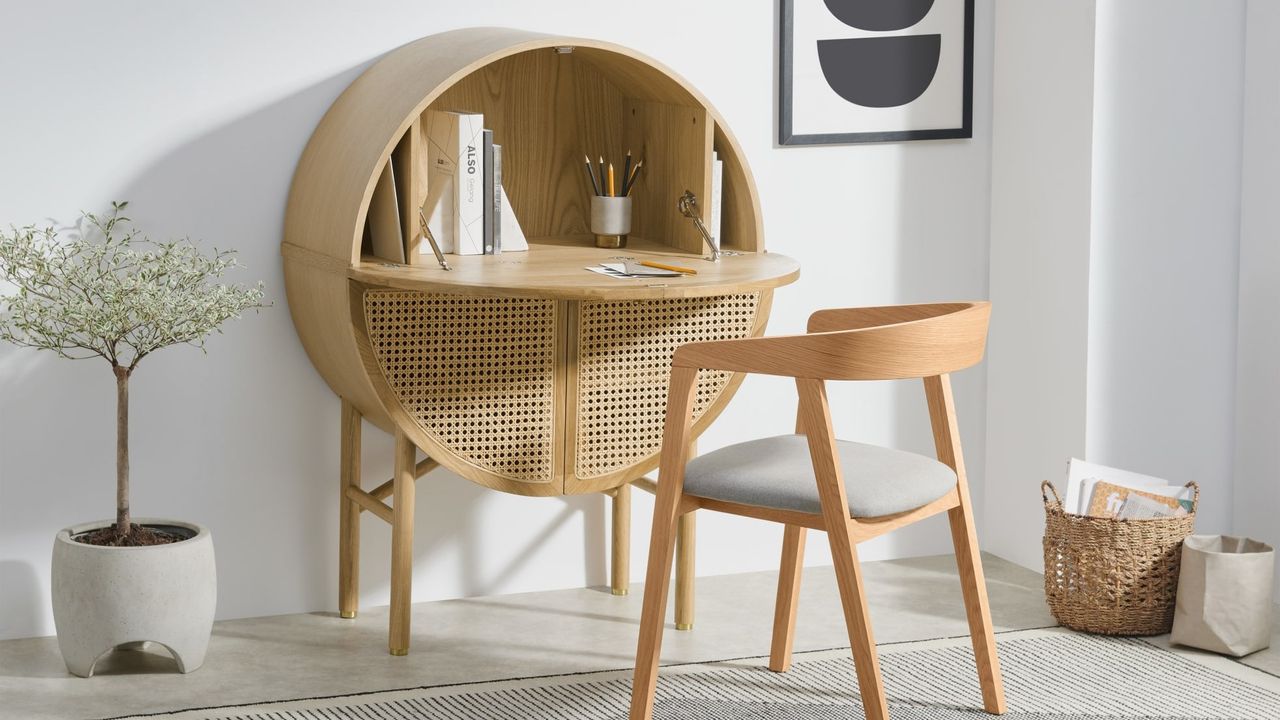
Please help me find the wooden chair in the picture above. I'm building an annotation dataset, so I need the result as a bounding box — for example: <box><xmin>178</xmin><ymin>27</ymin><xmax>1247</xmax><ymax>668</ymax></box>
<box><xmin>628</xmin><ymin>302</ymin><xmax>1005</xmax><ymax>720</ymax></box>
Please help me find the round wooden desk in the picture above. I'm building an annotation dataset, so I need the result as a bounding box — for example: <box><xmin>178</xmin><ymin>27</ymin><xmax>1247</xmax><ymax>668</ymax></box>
<box><xmin>282</xmin><ymin>28</ymin><xmax>798</xmax><ymax>655</ymax></box>
<box><xmin>346</xmin><ymin>237</ymin><xmax>797</xmax><ymax>496</ymax></box>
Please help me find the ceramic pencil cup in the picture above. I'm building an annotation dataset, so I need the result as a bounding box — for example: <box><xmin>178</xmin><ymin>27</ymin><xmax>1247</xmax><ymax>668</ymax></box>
<box><xmin>591</xmin><ymin>196</ymin><xmax>632</xmax><ymax>249</ymax></box>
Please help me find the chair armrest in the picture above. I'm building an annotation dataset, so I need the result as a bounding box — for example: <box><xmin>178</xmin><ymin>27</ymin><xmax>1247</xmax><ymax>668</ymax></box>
<box><xmin>807</xmin><ymin>303</ymin><xmax>981</xmax><ymax>333</ymax></box>
<box><xmin>672</xmin><ymin>333</ymin><xmax>841</xmax><ymax>378</ymax></box>
<box><xmin>674</xmin><ymin>302</ymin><xmax>990</xmax><ymax>381</ymax></box>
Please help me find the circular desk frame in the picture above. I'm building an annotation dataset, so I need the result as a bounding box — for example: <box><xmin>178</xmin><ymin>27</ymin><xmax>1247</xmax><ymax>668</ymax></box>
<box><xmin>282</xmin><ymin>28</ymin><xmax>798</xmax><ymax>655</ymax></box>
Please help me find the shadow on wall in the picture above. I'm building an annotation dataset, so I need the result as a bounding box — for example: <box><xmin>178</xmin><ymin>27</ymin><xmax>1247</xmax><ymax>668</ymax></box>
<box><xmin>411</xmin><ymin>474</ymin><xmax>609</xmax><ymax>597</ymax></box>
<box><xmin>0</xmin><ymin>340</ymin><xmax>96</xmax><ymax>641</ymax></box>
<box><xmin>354</xmin><ymin>417</ymin><xmax>609</xmax><ymax>604</ymax></box>
<box><xmin>113</xmin><ymin>66</ymin><xmax>366</xmax><ymax>262</ymax></box>
<box><xmin>0</xmin><ymin>561</ymin><xmax>43</xmax><ymax>639</ymax></box>
<box><xmin>103</xmin><ymin>64</ymin><xmax>373</xmax><ymax>622</ymax></box>
<box><xmin>105</xmin><ymin>57</ymin><xmax>611</xmax><ymax>616</ymax></box>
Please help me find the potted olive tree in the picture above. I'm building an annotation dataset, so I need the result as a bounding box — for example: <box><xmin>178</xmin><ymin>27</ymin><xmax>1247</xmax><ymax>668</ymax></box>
<box><xmin>0</xmin><ymin>202</ymin><xmax>264</xmax><ymax>677</ymax></box>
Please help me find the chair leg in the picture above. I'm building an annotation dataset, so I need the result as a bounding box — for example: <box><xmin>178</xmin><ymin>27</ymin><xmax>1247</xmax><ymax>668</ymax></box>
<box><xmin>675</xmin><ymin>511</ymin><xmax>695</xmax><ymax>630</ymax></box>
<box><xmin>611</xmin><ymin>484</ymin><xmax>631</xmax><ymax>596</ymax></box>
<box><xmin>628</xmin><ymin>505</ymin><xmax>681</xmax><ymax>720</ymax></box>
<box><xmin>949</xmin><ymin>503</ymin><xmax>1007</xmax><ymax>714</ymax></box>
<box><xmin>769</xmin><ymin>524</ymin><xmax>806</xmax><ymax>672</ymax></box>
<box><xmin>631</xmin><ymin>365</ymin><xmax>699</xmax><ymax>720</ymax></box>
<box><xmin>388</xmin><ymin>431</ymin><xmax>416</xmax><ymax>656</ymax></box>
<box><xmin>828</xmin><ymin>524</ymin><xmax>889</xmax><ymax>720</ymax></box>
<box><xmin>338</xmin><ymin>399</ymin><xmax>361</xmax><ymax>619</ymax></box>
<box><xmin>925</xmin><ymin>372</ymin><xmax>1006</xmax><ymax>714</ymax></box>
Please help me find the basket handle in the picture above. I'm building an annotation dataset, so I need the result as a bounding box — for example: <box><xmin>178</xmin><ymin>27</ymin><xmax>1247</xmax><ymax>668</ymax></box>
<box><xmin>1040</xmin><ymin>479</ymin><xmax>1198</xmax><ymax>513</ymax></box>
<box><xmin>1041</xmin><ymin>480</ymin><xmax>1064</xmax><ymax>510</ymax></box>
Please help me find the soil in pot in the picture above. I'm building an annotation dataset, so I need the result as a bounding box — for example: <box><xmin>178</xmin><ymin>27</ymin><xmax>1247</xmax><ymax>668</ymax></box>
<box><xmin>74</xmin><ymin>523</ymin><xmax>191</xmax><ymax>547</ymax></box>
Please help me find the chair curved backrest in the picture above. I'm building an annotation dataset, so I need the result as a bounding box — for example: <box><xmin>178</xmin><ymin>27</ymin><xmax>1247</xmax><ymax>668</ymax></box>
<box><xmin>633</xmin><ymin>301</ymin><xmax>1007</xmax><ymax>719</ymax></box>
<box><xmin>672</xmin><ymin>301</ymin><xmax>990</xmax><ymax>381</ymax></box>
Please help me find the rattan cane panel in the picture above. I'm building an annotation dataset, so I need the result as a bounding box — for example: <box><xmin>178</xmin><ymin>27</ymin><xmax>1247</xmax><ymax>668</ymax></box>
<box><xmin>363</xmin><ymin>291</ymin><xmax>557</xmax><ymax>484</ymax></box>
<box><xmin>575</xmin><ymin>293</ymin><xmax>761</xmax><ymax>478</ymax></box>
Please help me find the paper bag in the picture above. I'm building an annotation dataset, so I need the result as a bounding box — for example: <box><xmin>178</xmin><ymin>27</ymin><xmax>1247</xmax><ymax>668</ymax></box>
<box><xmin>1171</xmin><ymin>535</ymin><xmax>1274</xmax><ymax>657</ymax></box>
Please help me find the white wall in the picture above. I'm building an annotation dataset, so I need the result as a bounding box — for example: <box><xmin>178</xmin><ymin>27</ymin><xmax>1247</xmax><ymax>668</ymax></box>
<box><xmin>0</xmin><ymin>1</ymin><xmax>997</xmax><ymax>640</ymax></box>
<box><xmin>1235</xmin><ymin>0</ymin><xmax>1280</xmax><ymax>592</ymax></box>
<box><xmin>984</xmin><ymin>0</ymin><xmax>1097</xmax><ymax>571</ymax></box>
<box><xmin>986</xmin><ymin>0</ymin><xmax>1260</xmax><ymax>572</ymax></box>
<box><xmin>1087</xmin><ymin>0</ymin><xmax>1244</xmax><ymax>536</ymax></box>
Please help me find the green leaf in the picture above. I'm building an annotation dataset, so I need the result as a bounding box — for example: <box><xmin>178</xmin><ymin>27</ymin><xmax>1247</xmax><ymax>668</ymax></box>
<box><xmin>0</xmin><ymin>202</ymin><xmax>268</xmax><ymax>370</ymax></box>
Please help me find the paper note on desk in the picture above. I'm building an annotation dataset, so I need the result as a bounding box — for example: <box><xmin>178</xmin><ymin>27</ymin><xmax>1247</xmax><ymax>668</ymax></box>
<box><xmin>585</xmin><ymin>262</ymin><xmax>683</xmax><ymax>279</ymax></box>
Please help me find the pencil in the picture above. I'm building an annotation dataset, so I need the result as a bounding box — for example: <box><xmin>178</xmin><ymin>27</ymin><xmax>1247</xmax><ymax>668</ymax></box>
<box><xmin>607</xmin><ymin>163</ymin><xmax>615</xmax><ymax>197</ymax></box>
<box><xmin>622</xmin><ymin>150</ymin><xmax>632</xmax><ymax>194</ymax></box>
<box><xmin>598</xmin><ymin>156</ymin><xmax>605</xmax><ymax>195</ymax></box>
<box><xmin>584</xmin><ymin>154</ymin><xmax>600</xmax><ymax>196</ymax></box>
<box><xmin>640</xmin><ymin>260</ymin><xmax>697</xmax><ymax>275</ymax></box>
<box><xmin>623</xmin><ymin>159</ymin><xmax>643</xmax><ymax>196</ymax></box>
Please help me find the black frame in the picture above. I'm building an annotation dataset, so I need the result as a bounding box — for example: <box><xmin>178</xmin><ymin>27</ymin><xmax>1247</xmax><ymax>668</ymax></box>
<box><xmin>779</xmin><ymin>0</ymin><xmax>974</xmax><ymax>146</ymax></box>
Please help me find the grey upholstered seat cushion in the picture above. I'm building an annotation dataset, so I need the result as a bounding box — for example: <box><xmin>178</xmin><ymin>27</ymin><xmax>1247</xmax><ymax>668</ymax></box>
<box><xmin>682</xmin><ymin>434</ymin><xmax>956</xmax><ymax>518</ymax></box>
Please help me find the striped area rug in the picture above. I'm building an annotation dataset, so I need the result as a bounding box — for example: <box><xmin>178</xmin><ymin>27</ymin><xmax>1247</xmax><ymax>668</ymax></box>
<box><xmin>118</xmin><ymin>628</ymin><xmax>1280</xmax><ymax>719</ymax></box>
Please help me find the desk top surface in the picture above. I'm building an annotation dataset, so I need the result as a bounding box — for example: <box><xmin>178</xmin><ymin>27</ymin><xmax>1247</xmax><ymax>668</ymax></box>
<box><xmin>348</xmin><ymin>236</ymin><xmax>800</xmax><ymax>301</ymax></box>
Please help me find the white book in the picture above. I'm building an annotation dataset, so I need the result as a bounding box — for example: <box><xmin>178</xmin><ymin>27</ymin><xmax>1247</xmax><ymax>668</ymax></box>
<box><xmin>454</xmin><ymin>112</ymin><xmax>485</xmax><ymax>255</ymax></box>
<box><xmin>423</xmin><ymin>116</ymin><xmax>525</xmax><ymax>255</ymax></box>
<box><xmin>424</xmin><ymin>110</ymin><xmax>485</xmax><ymax>255</ymax></box>
<box><xmin>1064</xmin><ymin>458</ymin><xmax>1192</xmax><ymax>516</ymax></box>
<box><xmin>709</xmin><ymin>151</ymin><xmax>723</xmax><ymax>249</ymax></box>
<box><xmin>1065</xmin><ymin>458</ymin><xmax>1162</xmax><ymax>514</ymax></box>
<box><xmin>423</xmin><ymin>111</ymin><xmax>457</xmax><ymax>253</ymax></box>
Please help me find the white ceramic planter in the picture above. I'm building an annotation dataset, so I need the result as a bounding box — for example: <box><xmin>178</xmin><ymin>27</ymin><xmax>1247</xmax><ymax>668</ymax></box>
<box><xmin>51</xmin><ymin>518</ymin><xmax>216</xmax><ymax>677</ymax></box>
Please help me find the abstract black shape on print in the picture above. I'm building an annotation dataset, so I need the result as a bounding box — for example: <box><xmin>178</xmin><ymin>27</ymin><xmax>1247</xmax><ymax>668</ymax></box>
<box><xmin>823</xmin><ymin>0</ymin><xmax>936</xmax><ymax>32</ymax></box>
<box><xmin>817</xmin><ymin>35</ymin><xmax>941</xmax><ymax>108</ymax></box>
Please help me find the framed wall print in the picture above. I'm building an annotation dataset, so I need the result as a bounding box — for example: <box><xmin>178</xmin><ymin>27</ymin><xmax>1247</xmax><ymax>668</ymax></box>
<box><xmin>779</xmin><ymin>0</ymin><xmax>974</xmax><ymax>145</ymax></box>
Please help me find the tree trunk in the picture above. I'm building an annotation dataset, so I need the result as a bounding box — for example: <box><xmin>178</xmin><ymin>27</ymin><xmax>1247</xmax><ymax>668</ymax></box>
<box><xmin>114</xmin><ymin>365</ymin><xmax>131</xmax><ymax>538</ymax></box>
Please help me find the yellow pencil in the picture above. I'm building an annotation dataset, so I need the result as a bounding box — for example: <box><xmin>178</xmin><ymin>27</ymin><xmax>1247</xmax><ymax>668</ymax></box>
<box><xmin>640</xmin><ymin>260</ymin><xmax>697</xmax><ymax>275</ymax></box>
<box><xmin>607</xmin><ymin>163</ymin><xmax>615</xmax><ymax>197</ymax></box>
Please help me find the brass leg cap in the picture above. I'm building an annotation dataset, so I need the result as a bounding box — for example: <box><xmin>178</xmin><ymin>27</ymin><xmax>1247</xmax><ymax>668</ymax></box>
<box><xmin>389</xmin><ymin>648</ymin><xmax>408</xmax><ymax>656</ymax></box>
<box><xmin>611</xmin><ymin>588</ymin><xmax>629</xmax><ymax>596</ymax></box>
<box><xmin>676</xmin><ymin>623</ymin><xmax>693</xmax><ymax>631</ymax></box>
<box><xmin>339</xmin><ymin>611</ymin><xmax>356</xmax><ymax>619</ymax></box>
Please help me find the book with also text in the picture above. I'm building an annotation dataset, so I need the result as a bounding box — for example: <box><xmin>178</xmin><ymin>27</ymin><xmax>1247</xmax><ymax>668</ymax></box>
<box><xmin>424</xmin><ymin>110</ymin><xmax>485</xmax><ymax>255</ymax></box>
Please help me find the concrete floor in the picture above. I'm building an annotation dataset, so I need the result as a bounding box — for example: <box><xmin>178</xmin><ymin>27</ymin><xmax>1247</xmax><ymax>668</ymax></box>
<box><xmin>0</xmin><ymin>553</ymin><xmax>1272</xmax><ymax>720</ymax></box>
<box><xmin>0</xmin><ymin>553</ymin><xmax>1051</xmax><ymax>720</ymax></box>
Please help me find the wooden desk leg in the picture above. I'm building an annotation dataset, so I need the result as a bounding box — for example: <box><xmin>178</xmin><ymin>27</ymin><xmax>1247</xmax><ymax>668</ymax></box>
<box><xmin>611</xmin><ymin>483</ymin><xmax>631</xmax><ymax>596</ymax></box>
<box><xmin>389</xmin><ymin>430</ymin><xmax>416</xmax><ymax>656</ymax></box>
<box><xmin>338</xmin><ymin>399</ymin><xmax>361</xmax><ymax>620</ymax></box>
<box><xmin>675</xmin><ymin>511</ymin><xmax>695</xmax><ymax>630</ymax></box>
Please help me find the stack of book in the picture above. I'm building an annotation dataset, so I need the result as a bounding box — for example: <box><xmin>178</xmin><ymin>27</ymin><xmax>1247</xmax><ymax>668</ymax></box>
<box><xmin>422</xmin><ymin>110</ymin><xmax>527</xmax><ymax>257</ymax></box>
<box><xmin>365</xmin><ymin>110</ymin><xmax>528</xmax><ymax>264</ymax></box>
<box><xmin>1063</xmin><ymin>459</ymin><xmax>1195</xmax><ymax>520</ymax></box>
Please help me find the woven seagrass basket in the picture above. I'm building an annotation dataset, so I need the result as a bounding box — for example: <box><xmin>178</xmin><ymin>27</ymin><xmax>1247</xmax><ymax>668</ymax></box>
<box><xmin>1041</xmin><ymin>479</ymin><xmax>1198</xmax><ymax>636</ymax></box>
